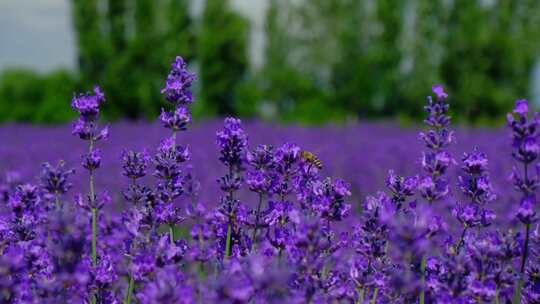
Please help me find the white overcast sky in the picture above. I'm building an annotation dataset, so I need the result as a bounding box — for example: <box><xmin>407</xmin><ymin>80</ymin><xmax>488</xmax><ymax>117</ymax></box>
<box><xmin>0</xmin><ymin>0</ymin><xmax>76</xmax><ymax>72</ymax></box>
<box><xmin>0</xmin><ymin>0</ymin><xmax>267</xmax><ymax>72</ymax></box>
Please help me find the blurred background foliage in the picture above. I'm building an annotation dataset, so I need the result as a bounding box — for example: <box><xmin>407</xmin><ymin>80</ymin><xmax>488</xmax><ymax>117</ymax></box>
<box><xmin>0</xmin><ymin>0</ymin><xmax>539</xmax><ymax>124</ymax></box>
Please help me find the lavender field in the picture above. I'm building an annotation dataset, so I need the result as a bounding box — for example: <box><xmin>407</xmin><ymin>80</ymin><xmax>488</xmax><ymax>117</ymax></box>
<box><xmin>0</xmin><ymin>120</ymin><xmax>514</xmax><ymax>217</ymax></box>
<box><xmin>1</xmin><ymin>56</ymin><xmax>539</xmax><ymax>304</ymax></box>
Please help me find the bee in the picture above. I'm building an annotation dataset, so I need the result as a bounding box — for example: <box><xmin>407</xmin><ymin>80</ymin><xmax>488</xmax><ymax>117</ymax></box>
<box><xmin>300</xmin><ymin>150</ymin><xmax>323</xmax><ymax>170</ymax></box>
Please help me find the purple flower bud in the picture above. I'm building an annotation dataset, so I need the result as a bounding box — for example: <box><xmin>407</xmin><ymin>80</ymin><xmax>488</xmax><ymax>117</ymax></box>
<box><xmin>121</xmin><ymin>149</ymin><xmax>150</xmax><ymax>179</ymax></box>
<box><xmin>160</xmin><ymin>106</ymin><xmax>192</xmax><ymax>131</ymax></box>
<box><xmin>246</xmin><ymin>171</ymin><xmax>266</xmax><ymax>193</ymax></box>
<box><xmin>153</xmin><ymin>137</ymin><xmax>190</xmax><ymax>181</ymax></box>
<box><xmin>71</xmin><ymin>119</ymin><xmax>109</xmax><ymax>142</ymax></box>
<box><xmin>131</xmin><ymin>251</ymin><xmax>154</xmax><ymax>281</ymax></box>
<box><xmin>155</xmin><ymin>201</ymin><xmax>185</xmax><ymax>226</ymax></box>
<box><xmin>522</xmin><ymin>137</ymin><xmax>540</xmax><ymax>162</ymax></box>
<box><xmin>75</xmin><ymin>191</ymin><xmax>110</xmax><ymax>211</ymax></box>
<box><xmin>514</xmin><ymin>99</ymin><xmax>529</xmax><ymax>116</ymax></box>
<box><xmin>8</xmin><ymin>184</ymin><xmax>39</xmax><ymax>215</ymax></box>
<box><xmin>418</xmin><ymin>176</ymin><xmax>449</xmax><ymax>202</ymax></box>
<box><xmin>71</xmin><ymin>85</ymin><xmax>105</xmax><ymax>120</ymax></box>
<box><xmin>40</xmin><ymin>161</ymin><xmax>75</xmax><ymax>195</ymax></box>
<box><xmin>246</xmin><ymin>145</ymin><xmax>275</xmax><ymax>169</ymax></box>
<box><xmin>432</xmin><ymin>84</ymin><xmax>448</xmax><ymax>100</ymax></box>
<box><xmin>123</xmin><ymin>184</ymin><xmax>153</xmax><ymax>205</ymax></box>
<box><xmin>161</xmin><ymin>56</ymin><xmax>196</xmax><ymax>105</ymax></box>
<box><xmin>136</xmin><ymin>265</ymin><xmax>195</xmax><ymax>304</ymax></box>
<box><xmin>274</xmin><ymin>143</ymin><xmax>300</xmax><ymax>166</ymax></box>
<box><xmin>517</xmin><ymin>196</ymin><xmax>537</xmax><ymax>224</ymax></box>
<box><xmin>95</xmin><ymin>125</ymin><xmax>109</xmax><ymax>141</ymax></box>
<box><xmin>216</xmin><ymin>117</ymin><xmax>248</xmax><ymax>169</ymax></box>
<box><xmin>92</xmin><ymin>253</ymin><xmax>117</xmax><ymax>285</ymax></box>
<box><xmin>265</xmin><ymin>200</ymin><xmax>295</xmax><ymax>227</ymax></box>
<box><xmin>82</xmin><ymin>149</ymin><xmax>102</xmax><ymax>170</ymax></box>
<box><xmin>218</xmin><ymin>173</ymin><xmax>242</xmax><ymax>192</ymax></box>
<box><xmin>462</xmin><ymin>149</ymin><xmax>488</xmax><ymax>174</ymax></box>
<box><xmin>386</xmin><ymin>170</ymin><xmax>418</xmax><ymax>197</ymax></box>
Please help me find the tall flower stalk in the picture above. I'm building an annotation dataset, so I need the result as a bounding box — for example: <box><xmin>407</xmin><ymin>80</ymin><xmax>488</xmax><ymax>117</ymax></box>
<box><xmin>158</xmin><ymin>56</ymin><xmax>196</xmax><ymax>244</ymax></box>
<box><xmin>266</xmin><ymin>143</ymin><xmax>300</xmax><ymax>260</ymax></box>
<box><xmin>216</xmin><ymin>118</ymin><xmax>248</xmax><ymax>260</ymax></box>
<box><xmin>121</xmin><ymin>149</ymin><xmax>150</xmax><ymax>304</ymax></box>
<box><xmin>418</xmin><ymin>84</ymin><xmax>453</xmax><ymax>204</ymax></box>
<box><xmin>507</xmin><ymin>99</ymin><xmax>540</xmax><ymax>303</ymax></box>
<box><xmin>71</xmin><ymin>85</ymin><xmax>108</xmax><ymax>268</ymax></box>
<box><xmin>71</xmin><ymin>86</ymin><xmax>109</xmax><ymax>304</ymax></box>
<box><xmin>452</xmin><ymin>149</ymin><xmax>496</xmax><ymax>252</ymax></box>
<box><xmin>418</xmin><ymin>84</ymin><xmax>453</xmax><ymax>304</ymax></box>
<box><xmin>246</xmin><ymin>145</ymin><xmax>275</xmax><ymax>251</ymax></box>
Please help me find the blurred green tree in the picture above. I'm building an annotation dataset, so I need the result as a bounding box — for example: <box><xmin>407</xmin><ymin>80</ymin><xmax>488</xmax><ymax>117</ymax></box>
<box><xmin>261</xmin><ymin>0</ymin><xmax>540</xmax><ymax>123</ymax></box>
<box><xmin>0</xmin><ymin>69</ymin><xmax>76</xmax><ymax>123</ymax></box>
<box><xmin>441</xmin><ymin>0</ymin><xmax>540</xmax><ymax>122</ymax></box>
<box><xmin>71</xmin><ymin>0</ymin><xmax>109</xmax><ymax>85</ymax></box>
<box><xmin>71</xmin><ymin>0</ymin><xmax>195</xmax><ymax>120</ymax></box>
<box><xmin>198</xmin><ymin>0</ymin><xmax>249</xmax><ymax>116</ymax></box>
<box><xmin>260</xmin><ymin>0</ymin><xmax>338</xmax><ymax>123</ymax></box>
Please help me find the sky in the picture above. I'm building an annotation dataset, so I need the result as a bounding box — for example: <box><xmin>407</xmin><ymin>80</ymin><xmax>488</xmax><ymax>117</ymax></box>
<box><xmin>0</xmin><ymin>0</ymin><xmax>77</xmax><ymax>72</ymax></box>
<box><xmin>0</xmin><ymin>0</ymin><xmax>266</xmax><ymax>72</ymax></box>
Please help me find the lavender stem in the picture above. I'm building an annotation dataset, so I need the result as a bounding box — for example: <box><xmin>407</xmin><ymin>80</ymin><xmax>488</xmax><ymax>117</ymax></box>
<box><xmin>169</xmin><ymin>225</ymin><xmax>175</xmax><ymax>245</ymax></box>
<box><xmin>419</xmin><ymin>254</ymin><xmax>427</xmax><ymax>304</ymax></box>
<box><xmin>371</xmin><ymin>287</ymin><xmax>379</xmax><ymax>304</ymax></box>
<box><xmin>251</xmin><ymin>193</ymin><xmax>264</xmax><ymax>251</ymax></box>
<box><xmin>125</xmin><ymin>275</ymin><xmax>134</xmax><ymax>304</ymax></box>
<box><xmin>224</xmin><ymin>224</ymin><xmax>232</xmax><ymax>260</ymax></box>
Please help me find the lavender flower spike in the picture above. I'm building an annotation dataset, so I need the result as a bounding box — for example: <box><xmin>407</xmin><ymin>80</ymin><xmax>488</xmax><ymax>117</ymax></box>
<box><xmin>419</xmin><ymin>84</ymin><xmax>454</xmax><ymax>203</ymax></box>
<box><xmin>216</xmin><ymin>117</ymin><xmax>248</xmax><ymax>260</ymax></box>
<box><xmin>507</xmin><ymin>98</ymin><xmax>540</xmax><ymax>303</ymax></box>
<box><xmin>418</xmin><ymin>84</ymin><xmax>454</xmax><ymax>304</ymax></box>
<box><xmin>161</xmin><ymin>56</ymin><xmax>196</xmax><ymax>106</ymax></box>
<box><xmin>158</xmin><ymin>55</ymin><xmax>197</xmax><ymax>246</ymax></box>
<box><xmin>40</xmin><ymin>160</ymin><xmax>74</xmax><ymax>210</ymax></box>
<box><xmin>71</xmin><ymin>85</ymin><xmax>108</xmax><ymax>304</ymax></box>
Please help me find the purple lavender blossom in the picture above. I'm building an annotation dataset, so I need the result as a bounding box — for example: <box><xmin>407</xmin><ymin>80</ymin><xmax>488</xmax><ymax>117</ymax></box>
<box><xmin>121</xmin><ymin>150</ymin><xmax>150</xmax><ymax>180</ymax></box>
<box><xmin>40</xmin><ymin>161</ymin><xmax>74</xmax><ymax>196</ymax></box>
<box><xmin>71</xmin><ymin>86</ymin><xmax>108</xmax><ymax>143</ymax></box>
<box><xmin>160</xmin><ymin>56</ymin><xmax>196</xmax><ymax>106</ymax></box>
<box><xmin>419</xmin><ymin>84</ymin><xmax>454</xmax><ymax>204</ymax></box>
<box><xmin>136</xmin><ymin>266</ymin><xmax>195</xmax><ymax>304</ymax></box>
<box><xmin>311</xmin><ymin>178</ymin><xmax>352</xmax><ymax>222</ymax></box>
<box><xmin>453</xmin><ymin>148</ymin><xmax>497</xmax><ymax>252</ymax></box>
<box><xmin>385</xmin><ymin>169</ymin><xmax>418</xmax><ymax>211</ymax></box>
<box><xmin>39</xmin><ymin>160</ymin><xmax>74</xmax><ymax>210</ymax></box>
<box><xmin>159</xmin><ymin>106</ymin><xmax>192</xmax><ymax>132</ymax></box>
<box><xmin>217</xmin><ymin>117</ymin><xmax>248</xmax><ymax>171</ymax></box>
<box><xmin>245</xmin><ymin>150</ymin><xmax>275</xmax><ymax>250</ymax></box>
<box><xmin>507</xmin><ymin>98</ymin><xmax>540</xmax><ymax>301</ymax></box>
<box><xmin>216</xmin><ymin>117</ymin><xmax>250</xmax><ymax>260</ymax></box>
<box><xmin>82</xmin><ymin>148</ymin><xmax>103</xmax><ymax>170</ymax></box>
<box><xmin>71</xmin><ymin>85</ymin><xmax>105</xmax><ymax>120</ymax></box>
<box><xmin>75</xmin><ymin>190</ymin><xmax>111</xmax><ymax>211</ymax></box>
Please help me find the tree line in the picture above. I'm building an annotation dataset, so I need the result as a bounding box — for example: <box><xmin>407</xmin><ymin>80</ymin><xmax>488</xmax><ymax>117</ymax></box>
<box><xmin>0</xmin><ymin>0</ymin><xmax>539</xmax><ymax>124</ymax></box>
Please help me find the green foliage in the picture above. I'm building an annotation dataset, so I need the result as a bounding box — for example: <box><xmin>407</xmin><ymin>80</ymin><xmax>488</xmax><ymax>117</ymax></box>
<box><xmin>71</xmin><ymin>0</ymin><xmax>108</xmax><ymax>84</ymax></box>
<box><xmin>260</xmin><ymin>0</ymin><xmax>540</xmax><ymax>124</ymax></box>
<box><xmin>441</xmin><ymin>0</ymin><xmax>540</xmax><ymax>122</ymax></box>
<box><xmin>71</xmin><ymin>0</ymin><xmax>195</xmax><ymax>121</ymax></box>
<box><xmin>198</xmin><ymin>0</ymin><xmax>249</xmax><ymax>116</ymax></box>
<box><xmin>0</xmin><ymin>69</ymin><xmax>77</xmax><ymax>123</ymax></box>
